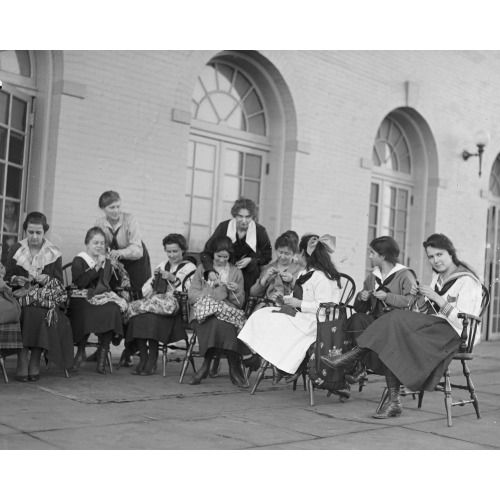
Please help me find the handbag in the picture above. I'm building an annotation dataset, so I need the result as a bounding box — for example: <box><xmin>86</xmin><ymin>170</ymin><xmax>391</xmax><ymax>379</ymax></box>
<box><xmin>307</xmin><ymin>303</ymin><xmax>352</xmax><ymax>398</ymax></box>
<box><xmin>0</xmin><ymin>287</ymin><xmax>22</xmax><ymax>325</ymax></box>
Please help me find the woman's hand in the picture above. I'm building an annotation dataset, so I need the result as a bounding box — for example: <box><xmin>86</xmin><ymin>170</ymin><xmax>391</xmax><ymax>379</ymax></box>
<box><xmin>410</xmin><ymin>283</ymin><xmax>420</xmax><ymax>296</ymax></box>
<box><xmin>284</xmin><ymin>295</ymin><xmax>301</xmax><ymax>308</ymax></box>
<box><xmin>161</xmin><ymin>270</ymin><xmax>175</xmax><ymax>282</ymax></box>
<box><xmin>96</xmin><ymin>254</ymin><xmax>107</xmax><ymax>269</ymax></box>
<box><xmin>372</xmin><ymin>290</ymin><xmax>388</xmax><ymax>301</ymax></box>
<box><xmin>236</xmin><ymin>257</ymin><xmax>252</xmax><ymax>269</ymax></box>
<box><xmin>14</xmin><ymin>276</ymin><xmax>30</xmax><ymax>286</ymax></box>
<box><xmin>280</xmin><ymin>271</ymin><xmax>293</xmax><ymax>283</ymax></box>
<box><xmin>417</xmin><ymin>285</ymin><xmax>443</xmax><ymax>305</ymax></box>
<box><xmin>34</xmin><ymin>274</ymin><xmax>49</xmax><ymax>285</ymax></box>
<box><xmin>359</xmin><ymin>290</ymin><xmax>371</xmax><ymax>301</ymax></box>
<box><xmin>208</xmin><ymin>271</ymin><xmax>218</xmax><ymax>282</ymax></box>
<box><xmin>226</xmin><ymin>281</ymin><xmax>239</xmax><ymax>292</ymax></box>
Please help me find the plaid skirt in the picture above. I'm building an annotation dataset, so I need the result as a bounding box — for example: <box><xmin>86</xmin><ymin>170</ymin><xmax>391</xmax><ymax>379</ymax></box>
<box><xmin>0</xmin><ymin>322</ymin><xmax>23</xmax><ymax>350</ymax></box>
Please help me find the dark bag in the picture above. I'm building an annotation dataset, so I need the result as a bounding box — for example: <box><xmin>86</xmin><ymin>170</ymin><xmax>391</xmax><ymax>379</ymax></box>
<box><xmin>307</xmin><ymin>302</ymin><xmax>352</xmax><ymax>399</ymax></box>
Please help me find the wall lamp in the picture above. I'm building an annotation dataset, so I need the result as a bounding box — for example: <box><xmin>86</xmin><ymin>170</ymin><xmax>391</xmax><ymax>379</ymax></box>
<box><xmin>462</xmin><ymin>130</ymin><xmax>490</xmax><ymax>177</ymax></box>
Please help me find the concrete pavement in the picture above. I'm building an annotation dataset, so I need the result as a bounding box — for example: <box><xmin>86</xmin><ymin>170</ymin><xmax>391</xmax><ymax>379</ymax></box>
<box><xmin>1</xmin><ymin>340</ymin><xmax>499</xmax><ymax>449</ymax></box>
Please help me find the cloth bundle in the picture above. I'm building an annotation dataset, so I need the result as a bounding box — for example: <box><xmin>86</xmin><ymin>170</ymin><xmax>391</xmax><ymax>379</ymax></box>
<box><xmin>193</xmin><ymin>295</ymin><xmax>247</xmax><ymax>331</ymax></box>
<box><xmin>125</xmin><ymin>292</ymin><xmax>179</xmax><ymax>321</ymax></box>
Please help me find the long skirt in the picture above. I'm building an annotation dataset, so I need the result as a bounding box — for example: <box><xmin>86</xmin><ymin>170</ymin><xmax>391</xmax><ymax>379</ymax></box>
<box><xmin>69</xmin><ymin>298</ymin><xmax>123</xmax><ymax>343</ymax></box>
<box><xmin>122</xmin><ymin>242</ymin><xmax>151</xmax><ymax>299</ymax></box>
<box><xmin>357</xmin><ymin>310</ymin><xmax>461</xmax><ymax>391</ymax></box>
<box><xmin>238</xmin><ymin>306</ymin><xmax>317</xmax><ymax>374</ymax></box>
<box><xmin>347</xmin><ymin>312</ymin><xmax>385</xmax><ymax>374</ymax></box>
<box><xmin>126</xmin><ymin>313</ymin><xmax>187</xmax><ymax>345</ymax></box>
<box><xmin>192</xmin><ymin>317</ymin><xmax>249</xmax><ymax>357</ymax></box>
<box><xmin>21</xmin><ymin>306</ymin><xmax>74</xmax><ymax>369</ymax></box>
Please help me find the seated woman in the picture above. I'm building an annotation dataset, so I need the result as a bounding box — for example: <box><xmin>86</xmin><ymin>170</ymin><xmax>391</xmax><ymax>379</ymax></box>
<box><xmin>70</xmin><ymin>227</ymin><xmax>129</xmax><ymax>374</ymax></box>
<box><xmin>125</xmin><ymin>233</ymin><xmax>196</xmax><ymax>375</ymax></box>
<box><xmin>238</xmin><ymin>234</ymin><xmax>341</xmax><ymax>383</ymax></box>
<box><xmin>345</xmin><ymin>236</ymin><xmax>417</xmax><ymax>383</ymax></box>
<box><xmin>0</xmin><ymin>262</ymin><xmax>22</xmax><ymax>363</ymax></box>
<box><xmin>5</xmin><ymin>212</ymin><xmax>74</xmax><ymax>382</ymax></box>
<box><xmin>188</xmin><ymin>236</ymin><xmax>248</xmax><ymax>388</ymax></box>
<box><xmin>248</xmin><ymin>231</ymin><xmax>303</xmax><ymax>310</ymax></box>
<box><xmin>322</xmin><ymin>233</ymin><xmax>483</xmax><ymax>419</ymax></box>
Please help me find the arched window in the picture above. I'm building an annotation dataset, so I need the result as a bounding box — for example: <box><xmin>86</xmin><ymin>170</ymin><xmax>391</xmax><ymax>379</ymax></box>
<box><xmin>367</xmin><ymin>116</ymin><xmax>414</xmax><ymax>270</ymax></box>
<box><xmin>0</xmin><ymin>50</ymin><xmax>32</xmax><ymax>77</ymax></box>
<box><xmin>186</xmin><ymin>60</ymin><xmax>271</xmax><ymax>251</ymax></box>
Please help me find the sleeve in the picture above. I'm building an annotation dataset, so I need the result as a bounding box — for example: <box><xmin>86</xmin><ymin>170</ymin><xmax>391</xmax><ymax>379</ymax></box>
<box><xmin>255</xmin><ymin>224</ymin><xmax>273</xmax><ymax>267</ymax></box>
<box><xmin>71</xmin><ymin>256</ymin><xmax>100</xmax><ymax>289</ymax></box>
<box><xmin>353</xmin><ymin>276</ymin><xmax>372</xmax><ymax>313</ymax></box>
<box><xmin>51</xmin><ymin>257</ymin><xmax>64</xmax><ymax>284</ymax></box>
<box><xmin>385</xmin><ymin>270</ymin><xmax>417</xmax><ymax>309</ymax></box>
<box><xmin>187</xmin><ymin>266</ymin><xmax>206</xmax><ymax>305</ymax></box>
<box><xmin>199</xmin><ymin>222</ymin><xmax>226</xmax><ymax>272</ymax></box>
<box><xmin>301</xmin><ymin>273</ymin><xmax>339</xmax><ymax>314</ymax></box>
<box><xmin>141</xmin><ymin>276</ymin><xmax>154</xmax><ymax>299</ymax></box>
<box><xmin>117</xmin><ymin>215</ymin><xmax>143</xmax><ymax>260</ymax></box>
<box><xmin>249</xmin><ymin>266</ymin><xmax>270</xmax><ymax>297</ymax></box>
<box><xmin>227</xmin><ymin>267</ymin><xmax>245</xmax><ymax>308</ymax></box>
<box><xmin>175</xmin><ymin>262</ymin><xmax>197</xmax><ymax>292</ymax></box>
<box><xmin>440</xmin><ymin>277</ymin><xmax>483</xmax><ymax>334</ymax></box>
<box><xmin>4</xmin><ymin>244</ymin><xmax>21</xmax><ymax>282</ymax></box>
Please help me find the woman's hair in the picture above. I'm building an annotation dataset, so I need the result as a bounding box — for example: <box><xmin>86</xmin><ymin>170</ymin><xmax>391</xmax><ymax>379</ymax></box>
<box><xmin>230</xmin><ymin>197</ymin><xmax>258</xmax><ymax>221</ymax></box>
<box><xmin>299</xmin><ymin>233</ymin><xmax>341</xmax><ymax>283</ymax></box>
<box><xmin>23</xmin><ymin>212</ymin><xmax>49</xmax><ymax>233</ymax></box>
<box><xmin>274</xmin><ymin>231</ymin><xmax>298</xmax><ymax>253</ymax></box>
<box><xmin>162</xmin><ymin>233</ymin><xmax>188</xmax><ymax>252</ymax></box>
<box><xmin>84</xmin><ymin>227</ymin><xmax>106</xmax><ymax>245</ymax></box>
<box><xmin>210</xmin><ymin>235</ymin><xmax>234</xmax><ymax>255</ymax></box>
<box><xmin>423</xmin><ymin>233</ymin><xmax>479</xmax><ymax>278</ymax></box>
<box><xmin>98</xmin><ymin>191</ymin><xmax>121</xmax><ymax>209</ymax></box>
<box><xmin>370</xmin><ymin>236</ymin><xmax>400</xmax><ymax>265</ymax></box>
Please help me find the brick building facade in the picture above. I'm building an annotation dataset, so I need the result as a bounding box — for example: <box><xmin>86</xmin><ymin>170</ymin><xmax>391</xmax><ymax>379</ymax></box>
<box><xmin>1</xmin><ymin>50</ymin><xmax>499</xmax><ymax>340</ymax></box>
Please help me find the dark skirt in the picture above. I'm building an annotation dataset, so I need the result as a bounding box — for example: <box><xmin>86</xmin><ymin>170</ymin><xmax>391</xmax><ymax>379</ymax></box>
<box><xmin>357</xmin><ymin>310</ymin><xmax>461</xmax><ymax>391</ymax></box>
<box><xmin>122</xmin><ymin>242</ymin><xmax>151</xmax><ymax>298</ymax></box>
<box><xmin>347</xmin><ymin>312</ymin><xmax>385</xmax><ymax>374</ymax></box>
<box><xmin>126</xmin><ymin>313</ymin><xmax>187</xmax><ymax>345</ymax></box>
<box><xmin>69</xmin><ymin>298</ymin><xmax>124</xmax><ymax>343</ymax></box>
<box><xmin>191</xmin><ymin>317</ymin><xmax>250</xmax><ymax>357</ymax></box>
<box><xmin>21</xmin><ymin>306</ymin><xmax>74</xmax><ymax>369</ymax></box>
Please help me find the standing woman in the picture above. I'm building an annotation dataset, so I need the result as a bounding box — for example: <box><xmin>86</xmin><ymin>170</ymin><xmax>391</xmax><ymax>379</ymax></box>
<box><xmin>70</xmin><ymin>227</ymin><xmax>128</xmax><ymax>374</ymax></box>
<box><xmin>345</xmin><ymin>236</ymin><xmax>417</xmax><ymax>383</ymax></box>
<box><xmin>322</xmin><ymin>233</ymin><xmax>483</xmax><ymax>419</ymax></box>
<box><xmin>5</xmin><ymin>212</ymin><xmax>74</xmax><ymax>381</ymax></box>
<box><xmin>200</xmin><ymin>197</ymin><xmax>272</xmax><ymax>303</ymax></box>
<box><xmin>94</xmin><ymin>191</ymin><xmax>152</xmax><ymax>365</ymax></box>
<box><xmin>126</xmin><ymin>233</ymin><xmax>196</xmax><ymax>375</ymax></box>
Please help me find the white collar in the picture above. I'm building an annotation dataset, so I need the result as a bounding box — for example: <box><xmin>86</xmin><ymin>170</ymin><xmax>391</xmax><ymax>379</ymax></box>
<box><xmin>372</xmin><ymin>263</ymin><xmax>407</xmax><ymax>281</ymax></box>
<box><xmin>227</xmin><ymin>219</ymin><xmax>257</xmax><ymax>252</ymax></box>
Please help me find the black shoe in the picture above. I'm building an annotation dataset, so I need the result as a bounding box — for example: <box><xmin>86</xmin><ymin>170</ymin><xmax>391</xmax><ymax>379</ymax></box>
<box><xmin>243</xmin><ymin>354</ymin><xmax>262</xmax><ymax>371</ymax></box>
<box><xmin>272</xmin><ymin>366</ymin><xmax>287</xmax><ymax>386</ymax></box>
<box><xmin>345</xmin><ymin>362</ymin><xmax>368</xmax><ymax>385</ymax></box>
<box><xmin>321</xmin><ymin>347</ymin><xmax>367</xmax><ymax>370</ymax></box>
<box><xmin>189</xmin><ymin>356</ymin><xmax>212</xmax><ymax>385</ymax></box>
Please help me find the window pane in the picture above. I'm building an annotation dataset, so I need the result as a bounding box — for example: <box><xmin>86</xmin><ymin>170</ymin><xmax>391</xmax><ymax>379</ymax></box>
<box><xmin>211</xmin><ymin>93</ymin><xmax>237</xmax><ymax>122</ymax></box>
<box><xmin>225</xmin><ymin>105</ymin><xmax>245</xmax><ymax>130</ymax></box>
<box><xmin>245</xmin><ymin>154</ymin><xmax>262</xmax><ymax>179</ymax></box>
<box><xmin>399</xmin><ymin>155</ymin><xmax>411</xmax><ymax>174</ymax></box>
<box><xmin>0</xmin><ymin>128</ymin><xmax>6</xmax><ymax>159</ymax></box>
<box><xmin>6</xmin><ymin>166</ymin><xmax>22</xmax><ymax>198</ymax></box>
<box><xmin>199</xmin><ymin>65</ymin><xmax>217</xmax><ymax>92</ymax></box>
<box><xmin>185</xmin><ymin>168</ymin><xmax>193</xmax><ymax>195</ymax></box>
<box><xmin>188</xmin><ymin>141</ymin><xmax>195</xmax><ymax>168</ymax></box>
<box><xmin>396</xmin><ymin>211</ymin><xmax>407</xmax><ymax>230</ymax></box>
<box><xmin>221</xmin><ymin>200</ymin><xmax>234</xmax><ymax>220</ymax></box>
<box><xmin>12</xmin><ymin>97</ymin><xmax>27</xmax><ymax>131</ymax></box>
<box><xmin>193</xmin><ymin>170</ymin><xmax>214</xmax><ymax>198</ymax></box>
<box><xmin>216</xmin><ymin>64</ymin><xmax>234</xmax><ymax>92</ymax></box>
<box><xmin>191</xmin><ymin>198</ymin><xmax>212</xmax><ymax>226</ymax></box>
<box><xmin>0</xmin><ymin>163</ymin><xmax>4</xmax><ymax>193</ymax></box>
<box><xmin>0</xmin><ymin>93</ymin><xmax>9</xmax><ymax>125</ymax></box>
<box><xmin>397</xmin><ymin>189</ymin><xmax>408</xmax><ymax>208</ymax></box>
<box><xmin>196</xmin><ymin>99</ymin><xmax>218</xmax><ymax>124</ymax></box>
<box><xmin>225</xmin><ymin>149</ymin><xmax>242</xmax><ymax>176</ymax></box>
<box><xmin>194</xmin><ymin>142</ymin><xmax>216</xmax><ymax>171</ymax></box>
<box><xmin>243</xmin><ymin>89</ymin><xmax>263</xmax><ymax>116</ymax></box>
<box><xmin>234</xmin><ymin>72</ymin><xmax>251</xmax><ymax>99</ymax></box>
<box><xmin>1</xmin><ymin>234</ymin><xmax>18</xmax><ymax>264</ymax></box>
<box><xmin>370</xmin><ymin>183</ymin><xmax>379</xmax><ymax>203</ymax></box>
<box><xmin>223</xmin><ymin>176</ymin><xmax>240</xmax><ymax>202</ymax></box>
<box><xmin>248</xmin><ymin>113</ymin><xmax>266</xmax><ymax>135</ymax></box>
<box><xmin>8</xmin><ymin>132</ymin><xmax>24</xmax><ymax>165</ymax></box>
<box><xmin>188</xmin><ymin>225</ymin><xmax>211</xmax><ymax>253</ymax></box>
<box><xmin>369</xmin><ymin>205</ymin><xmax>378</xmax><ymax>225</ymax></box>
<box><xmin>243</xmin><ymin>180</ymin><xmax>259</xmax><ymax>202</ymax></box>
<box><xmin>3</xmin><ymin>199</ymin><xmax>20</xmax><ymax>233</ymax></box>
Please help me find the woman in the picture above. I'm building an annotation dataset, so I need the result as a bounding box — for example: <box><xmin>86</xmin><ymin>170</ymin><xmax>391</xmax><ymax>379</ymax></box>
<box><xmin>126</xmin><ymin>233</ymin><xmax>196</xmax><ymax>375</ymax></box>
<box><xmin>249</xmin><ymin>231</ymin><xmax>303</xmax><ymax>309</ymax></box>
<box><xmin>70</xmin><ymin>227</ymin><xmax>129</xmax><ymax>374</ymax></box>
<box><xmin>5</xmin><ymin>212</ymin><xmax>74</xmax><ymax>381</ymax></box>
<box><xmin>200</xmin><ymin>197</ymin><xmax>272</xmax><ymax>303</ymax></box>
<box><xmin>188</xmin><ymin>236</ymin><xmax>248</xmax><ymax>388</ymax></box>
<box><xmin>238</xmin><ymin>233</ymin><xmax>341</xmax><ymax>382</ymax></box>
<box><xmin>0</xmin><ymin>262</ymin><xmax>22</xmax><ymax>359</ymax></box>
<box><xmin>322</xmin><ymin>233</ymin><xmax>483</xmax><ymax>419</ymax></box>
<box><xmin>94</xmin><ymin>191</ymin><xmax>152</xmax><ymax>366</ymax></box>
<box><xmin>345</xmin><ymin>236</ymin><xmax>417</xmax><ymax>383</ymax></box>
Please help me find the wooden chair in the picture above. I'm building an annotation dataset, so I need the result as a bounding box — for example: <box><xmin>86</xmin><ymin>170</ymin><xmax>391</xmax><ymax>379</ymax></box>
<box><xmin>377</xmin><ymin>284</ymin><xmax>490</xmax><ymax>426</ymax></box>
<box><xmin>250</xmin><ymin>272</ymin><xmax>356</xmax><ymax>397</ymax></box>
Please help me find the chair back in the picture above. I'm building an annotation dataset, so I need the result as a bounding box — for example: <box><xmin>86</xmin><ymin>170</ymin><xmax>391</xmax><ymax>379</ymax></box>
<box><xmin>457</xmin><ymin>284</ymin><xmax>490</xmax><ymax>354</ymax></box>
<box><xmin>338</xmin><ymin>273</ymin><xmax>356</xmax><ymax>306</ymax></box>
<box><xmin>62</xmin><ymin>262</ymin><xmax>72</xmax><ymax>289</ymax></box>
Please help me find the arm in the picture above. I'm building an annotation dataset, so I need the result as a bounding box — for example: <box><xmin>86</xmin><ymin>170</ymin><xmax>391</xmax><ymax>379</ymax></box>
<box><xmin>301</xmin><ymin>272</ymin><xmax>339</xmax><ymax>314</ymax></box>
<box><xmin>4</xmin><ymin>244</ymin><xmax>22</xmax><ymax>283</ymax></box>
<box><xmin>227</xmin><ymin>267</ymin><xmax>245</xmax><ymax>308</ymax></box>
<box><xmin>116</xmin><ymin>215</ymin><xmax>144</xmax><ymax>260</ymax></box>
<box><xmin>249</xmin><ymin>264</ymin><xmax>274</xmax><ymax>297</ymax></box>
<box><xmin>72</xmin><ymin>256</ymin><xmax>100</xmax><ymax>289</ymax></box>
<box><xmin>50</xmin><ymin>257</ymin><xmax>64</xmax><ymax>284</ymax></box>
<box><xmin>384</xmin><ymin>270</ymin><xmax>417</xmax><ymax>309</ymax></box>
<box><xmin>353</xmin><ymin>276</ymin><xmax>373</xmax><ymax>313</ymax></box>
<box><xmin>254</xmin><ymin>224</ymin><xmax>273</xmax><ymax>267</ymax></box>
<box><xmin>187</xmin><ymin>266</ymin><xmax>206</xmax><ymax>305</ymax></box>
<box><xmin>199</xmin><ymin>222</ymin><xmax>226</xmax><ymax>272</ymax></box>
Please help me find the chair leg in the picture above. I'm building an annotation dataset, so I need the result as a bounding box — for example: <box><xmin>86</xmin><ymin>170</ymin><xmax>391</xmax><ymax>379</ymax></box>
<box><xmin>302</xmin><ymin>371</ymin><xmax>307</xmax><ymax>391</ymax></box>
<box><xmin>376</xmin><ymin>387</ymin><xmax>389</xmax><ymax>413</ymax></box>
<box><xmin>250</xmin><ymin>360</ymin><xmax>269</xmax><ymax>395</ymax></box>
<box><xmin>179</xmin><ymin>332</ymin><xmax>197</xmax><ymax>383</ymax></box>
<box><xmin>241</xmin><ymin>359</ymin><xmax>249</xmax><ymax>386</ymax></box>
<box><xmin>0</xmin><ymin>356</ymin><xmax>8</xmax><ymax>383</ymax></box>
<box><xmin>107</xmin><ymin>350</ymin><xmax>113</xmax><ymax>374</ymax></box>
<box><xmin>462</xmin><ymin>359</ymin><xmax>481</xmax><ymax>420</ymax></box>
<box><xmin>308</xmin><ymin>377</ymin><xmax>315</xmax><ymax>406</ymax></box>
<box><xmin>64</xmin><ymin>369</ymin><xmax>69</xmax><ymax>378</ymax></box>
<box><xmin>418</xmin><ymin>390</ymin><xmax>424</xmax><ymax>408</ymax></box>
<box><xmin>162</xmin><ymin>347</ymin><xmax>167</xmax><ymax>377</ymax></box>
<box><xmin>444</xmin><ymin>367</ymin><xmax>453</xmax><ymax>427</ymax></box>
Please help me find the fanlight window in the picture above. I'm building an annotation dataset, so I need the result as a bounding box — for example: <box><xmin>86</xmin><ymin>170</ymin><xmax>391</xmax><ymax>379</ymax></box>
<box><xmin>489</xmin><ymin>154</ymin><xmax>500</xmax><ymax>197</ymax></box>
<box><xmin>0</xmin><ymin>51</ymin><xmax>31</xmax><ymax>77</ymax></box>
<box><xmin>372</xmin><ymin>117</ymin><xmax>411</xmax><ymax>174</ymax></box>
<box><xmin>192</xmin><ymin>62</ymin><xmax>267</xmax><ymax>136</ymax></box>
